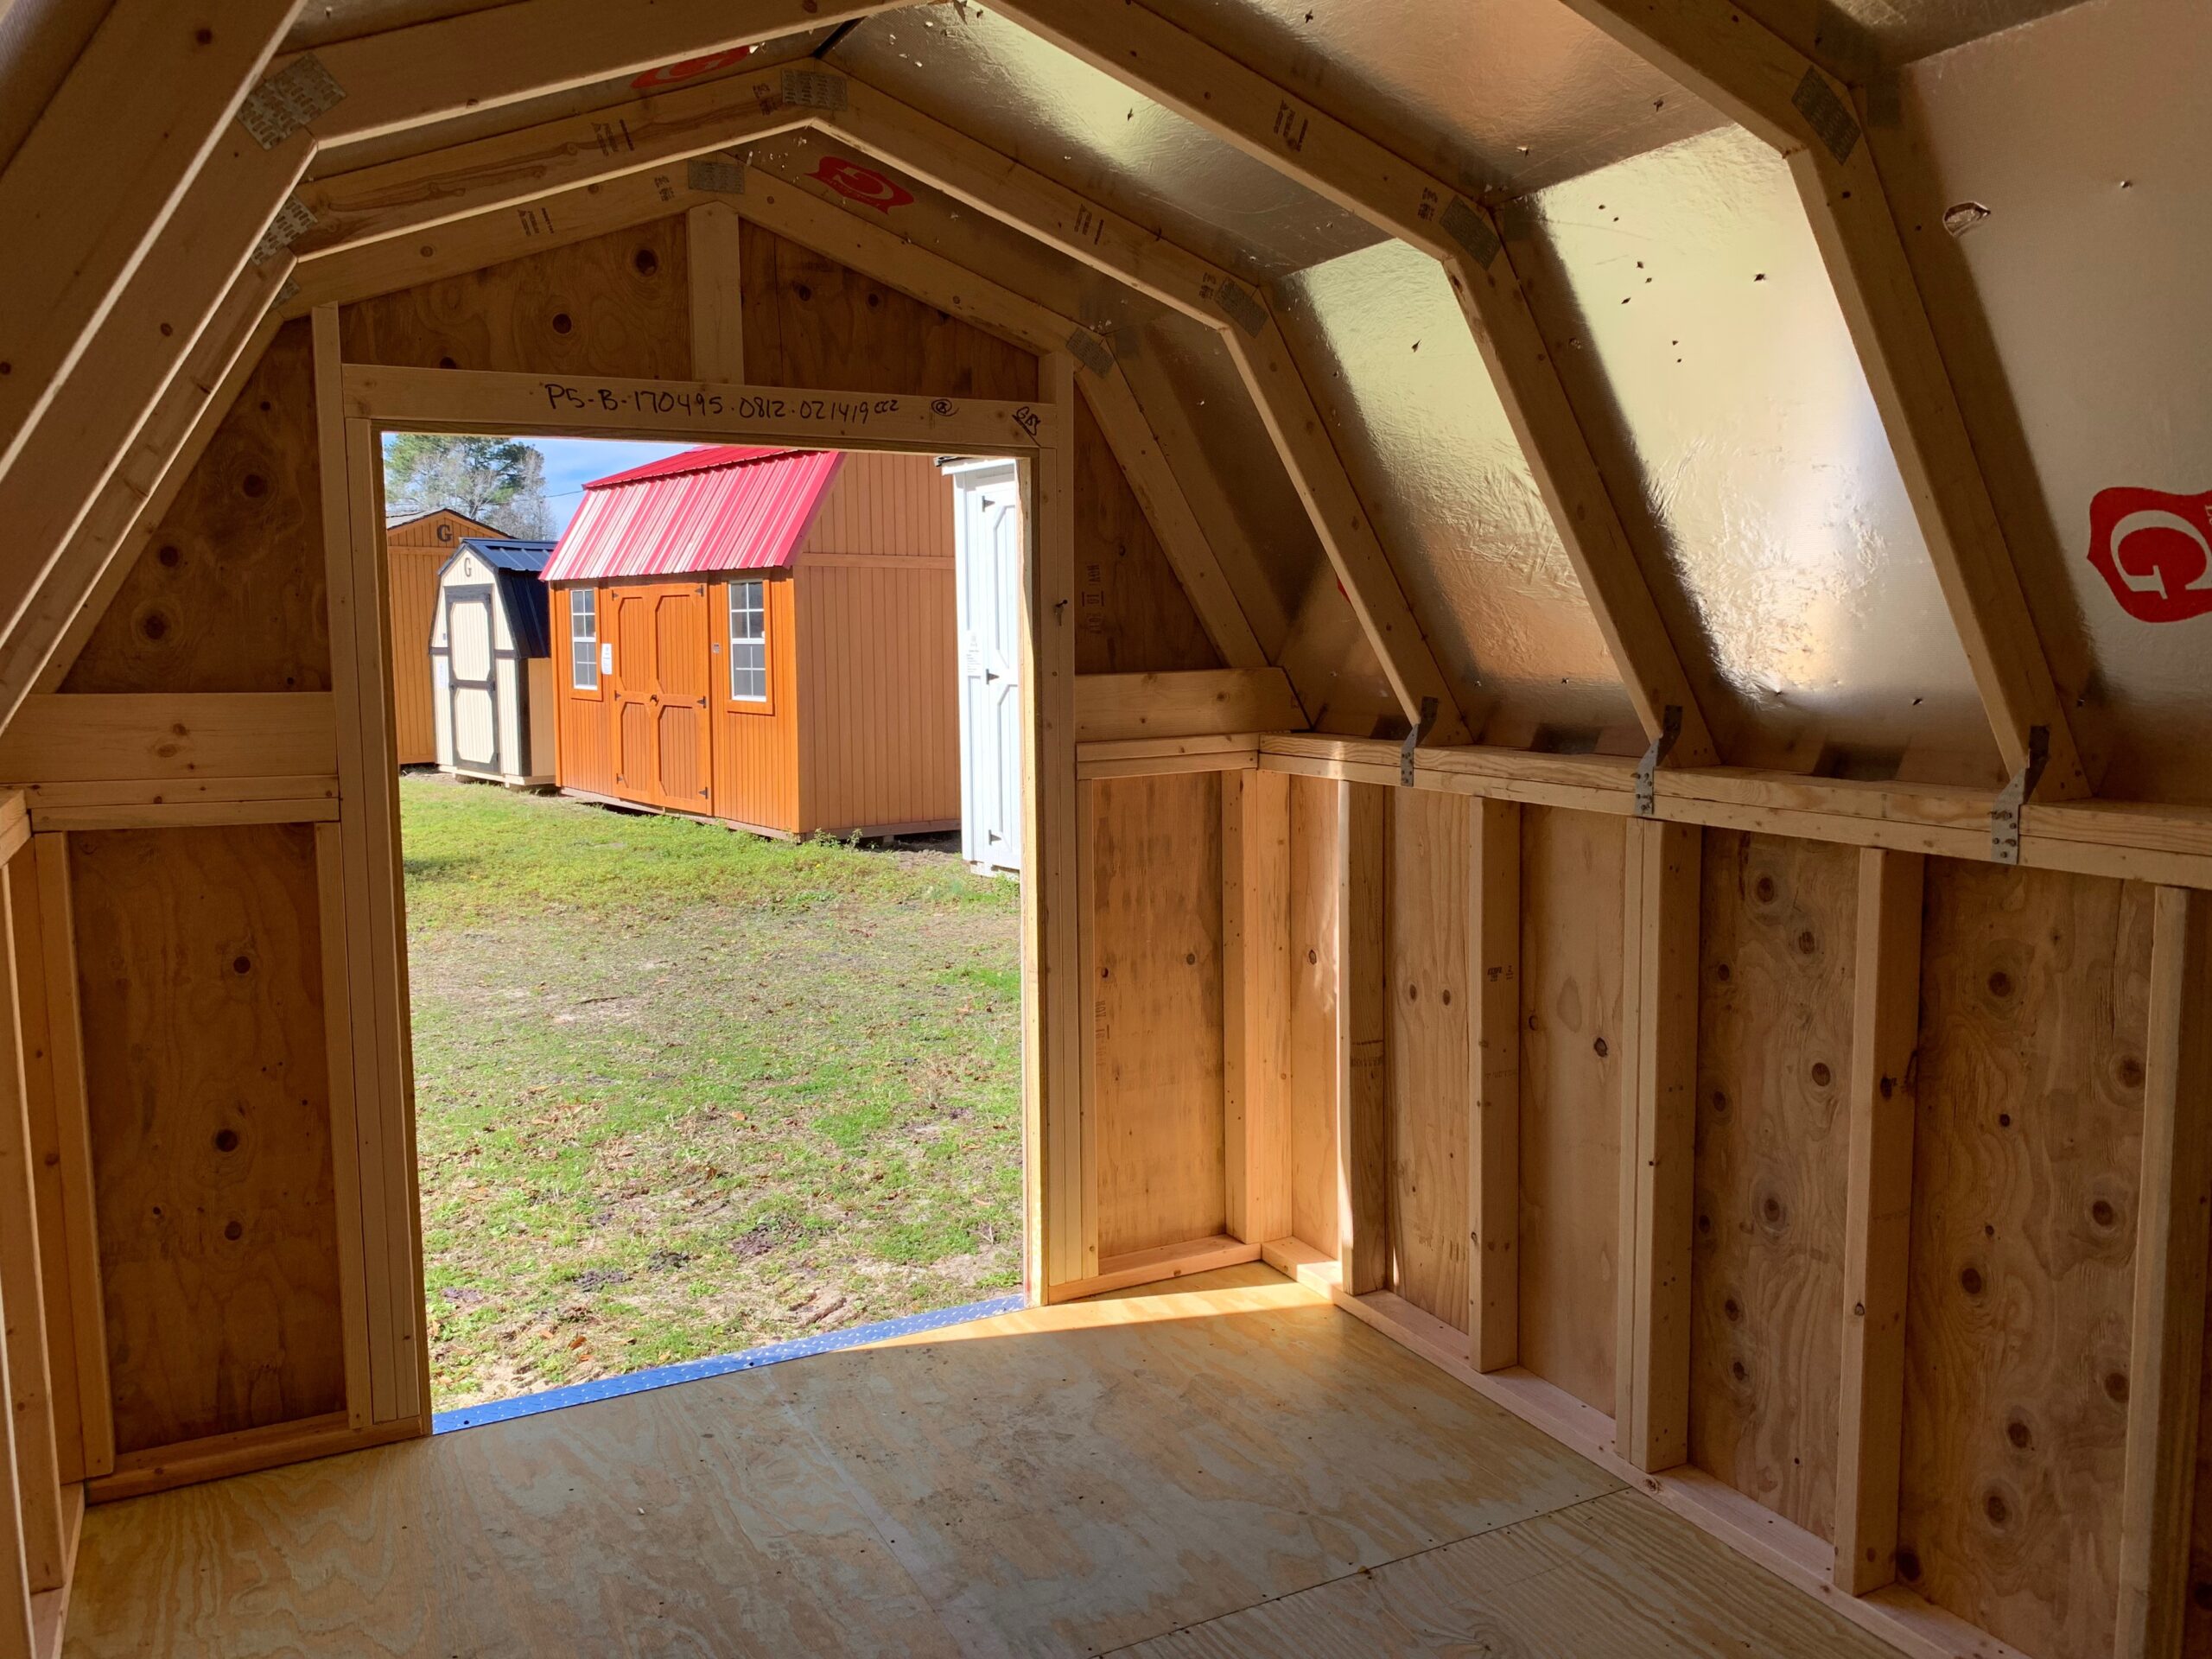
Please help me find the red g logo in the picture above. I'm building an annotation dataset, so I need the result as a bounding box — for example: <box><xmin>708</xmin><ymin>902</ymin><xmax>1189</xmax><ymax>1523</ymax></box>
<box><xmin>2089</xmin><ymin>487</ymin><xmax>2212</xmax><ymax>623</ymax></box>
<box><xmin>632</xmin><ymin>47</ymin><xmax>754</xmax><ymax>90</ymax></box>
<box><xmin>811</xmin><ymin>155</ymin><xmax>913</xmax><ymax>213</ymax></box>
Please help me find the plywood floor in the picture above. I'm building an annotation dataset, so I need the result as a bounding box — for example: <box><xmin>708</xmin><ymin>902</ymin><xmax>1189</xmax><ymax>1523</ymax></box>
<box><xmin>65</xmin><ymin>1266</ymin><xmax>1892</xmax><ymax>1657</ymax></box>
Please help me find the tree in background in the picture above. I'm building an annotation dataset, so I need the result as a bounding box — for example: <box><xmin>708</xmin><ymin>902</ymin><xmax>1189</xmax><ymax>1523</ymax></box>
<box><xmin>384</xmin><ymin>435</ymin><xmax>552</xmax><ymax>537</ymax></box>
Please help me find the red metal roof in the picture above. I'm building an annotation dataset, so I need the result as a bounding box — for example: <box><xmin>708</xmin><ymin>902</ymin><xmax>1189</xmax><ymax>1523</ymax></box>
<box><xmin>541</xmin><ymin>445</ymin><xmax>845</xmax><ymax>582</ymax></box>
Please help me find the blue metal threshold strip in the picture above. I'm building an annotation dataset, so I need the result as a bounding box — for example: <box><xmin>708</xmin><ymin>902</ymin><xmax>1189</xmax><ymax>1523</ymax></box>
<box><xmin>433</xmin><ymin>1292</ymin><xmax>1027</xmax><ymax>1433</ymax></box>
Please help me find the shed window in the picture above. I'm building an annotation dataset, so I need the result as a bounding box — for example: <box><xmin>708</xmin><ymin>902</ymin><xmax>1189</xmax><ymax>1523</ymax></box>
<box><xmin>729</xmin><ymin>579</ymin><xmax>767</xmax><ymax>702</ymax></box>
<box><xmin>570</xmin><ymin>588</ymin><xmax>598</xmax><ymax>689</ymax></box>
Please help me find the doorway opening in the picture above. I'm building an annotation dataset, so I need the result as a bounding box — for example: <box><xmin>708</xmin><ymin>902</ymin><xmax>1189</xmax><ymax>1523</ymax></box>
<box><xmin>381</xmin><ymin>431</ymin><xmax>1029</xmax><ymax>1416</ymax></box>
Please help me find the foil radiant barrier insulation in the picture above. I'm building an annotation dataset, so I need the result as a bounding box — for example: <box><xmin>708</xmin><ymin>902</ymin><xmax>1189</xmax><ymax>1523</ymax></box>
<box><xmin>1276</xmin><ymin>238</ymin><xmax>1640</xmax><ymax>748</ymax></box>
<box><xmin>1893</xmin><ymin>0</ymin><xmax>2212</xmax><ymax>800</ymax></box>
<box><xmin>1516</xmin><ymin>124</ymin><xmax>2002</xmax><ymax>781</ymax></box>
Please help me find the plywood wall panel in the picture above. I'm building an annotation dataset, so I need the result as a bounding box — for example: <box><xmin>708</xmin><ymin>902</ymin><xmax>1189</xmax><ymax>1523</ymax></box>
<box><xmin>65</xmin><ymin>321</ymin><xmax>330</xmax><ymax>695</ymax></box>
<box><xmin>338</xmin><ymin>218</ymin><xmax>691</xmax><ymax>379</ymax></box>
<box><xmin>1091</xmin><ymin>772</ymin><xmax>1226</xmax><ymax>1258</ymax></box>
<box><xmin>69</xmin><ymin>824</ymin><xmax>346</xmax><ymax>1453</ymax></box>
<box><xmin>1689</xmin><ymin>830</ymin><xmax>1857</xmax><ymax>1541</ymax></box>
<box><xmin>1517</xmin><ymin>805</ymin><xmax>1624</xmax><ymax>1414</ymax></box>
<box><xmin>1287</xmin><ymin>773</ymin><xmax>1340</xmax><ymax>1257</ymax></box>
<box><xmin>1899</xmin><ymin>862</ymin><xmax>2152</xmax><ymax>1659</ymax></box>
<box><xmin>741</xmin><ymin>222</ymin><xmax>1035</xmax><ymax>403</ymax></box>
<box><xmin>1071</xmin><ymin>392</ymin><xmax>1219</xmax><ymax>676</ymax></box>
<box><xmin>1386</xmin><ymin>789</ymin><xmax>1470</xmax><ymax>1331</ymax></box>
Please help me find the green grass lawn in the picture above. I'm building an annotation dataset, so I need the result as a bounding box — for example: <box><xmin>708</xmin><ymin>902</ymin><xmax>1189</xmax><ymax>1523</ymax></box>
<box><xmin>401</xmin><ymin>773</ymin><xmax>1022</xmax><ymax>1410</ymax></box>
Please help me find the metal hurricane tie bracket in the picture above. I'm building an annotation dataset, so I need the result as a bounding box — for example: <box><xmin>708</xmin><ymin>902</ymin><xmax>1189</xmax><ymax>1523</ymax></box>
<box><xmin>1634</xmin><ymin>704</ymin><xmax>1683</xmax><ymax>818</ymax></box>
<box><xmin>1400</xmin><ymin>696</ymin><xmax>1439</xmax><ymax>788</ymax></box>
<box><xmin>1989</xmin><ymin>724</ymin><xmax>2051</xmax><ymax>865</ymax></box>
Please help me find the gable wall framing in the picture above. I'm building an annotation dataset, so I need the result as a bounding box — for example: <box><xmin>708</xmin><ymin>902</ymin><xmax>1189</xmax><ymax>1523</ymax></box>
<box><xmin>0</xmin><ymin>207</ymin><xmax>1230</xmax><ymax>1555</ymax></box>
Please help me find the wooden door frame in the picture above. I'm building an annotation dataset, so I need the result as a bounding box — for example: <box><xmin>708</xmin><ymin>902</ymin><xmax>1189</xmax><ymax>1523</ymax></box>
<box><xmin>312</xmin><ymin>319</ymin><xmax>1081</xmax><ymax>1430</ymax></box>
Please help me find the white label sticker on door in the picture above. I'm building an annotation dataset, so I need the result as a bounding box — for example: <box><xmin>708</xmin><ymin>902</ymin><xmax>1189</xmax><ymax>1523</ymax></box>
<box><xmin>601</xmin><ymin>642</ymin><xmax>615</xmax><ymax>675</ymax></box>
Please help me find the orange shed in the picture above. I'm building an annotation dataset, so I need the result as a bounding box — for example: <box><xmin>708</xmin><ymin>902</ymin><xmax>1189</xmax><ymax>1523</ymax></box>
<box><xmin>386</xmin><ymin>506</ymin><xmax>503</xmax><ymax>763</ymax></box>
<box><xmin>545</xmin><ymin>446</ymin><xmax>959</xmax><ymax>839</ymax></box>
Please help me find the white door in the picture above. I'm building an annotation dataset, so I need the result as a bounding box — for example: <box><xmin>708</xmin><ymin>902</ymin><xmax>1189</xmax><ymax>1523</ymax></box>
<box><xmin>446</xmin><ymin>593</ymin><xmax>499</xmax><ymax>771</ymax></box>
<box><xmin>952</xmin><ymin>461</ymin><xmax>1023</xmax><ymax>874</ymax></box>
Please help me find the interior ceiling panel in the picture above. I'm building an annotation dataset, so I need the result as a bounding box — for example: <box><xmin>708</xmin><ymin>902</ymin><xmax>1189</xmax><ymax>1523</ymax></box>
<box><xmin>1517</xmin><ymin>124</ymin><xmax>2002</xmax><ymax>781</ymax></box>
<box><xmin>308</xmin><ymin>29</ymin><xmax>837</xmax><ymax>175</ymax></box>
<box><xmin>1144</xmin><ymin>0</ymin><xmax>1723</xmax><ymax>197</ymax></box>
<box><xmin>1276</xmin><ymin>238</ymin><xmax>1637</xmax><ymax>746</ymax></box>
<box><xmin>826</xmin><ymin>7</ymin><xmax>1378</xmax><ymax>280</ymax></box>
<box><xmin>1894</xmin><ymin>0</ymin><xmax>2211</xmax><ymax>800</ymax></box>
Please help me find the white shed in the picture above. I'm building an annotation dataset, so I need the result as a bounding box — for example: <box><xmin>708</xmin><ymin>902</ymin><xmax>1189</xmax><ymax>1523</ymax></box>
<box><xmin>946</xmin><ymin>459</ymin><xmax>1024</xmax><ymax>875</ymax></box>
<box><xmin>429</xmin><ymin>537</ymin><xmax>556</xmax><ymax>786</ymax></box>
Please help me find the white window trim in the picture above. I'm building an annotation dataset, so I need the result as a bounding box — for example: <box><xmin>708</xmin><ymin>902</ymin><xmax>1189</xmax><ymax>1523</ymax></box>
<box><xmin>728</xmin><ymin>578</ymin><xmax>768</xmax><ymax>703</ymax></box>
<box><xmin>570</xmin><ymin>588</ymin><xmax>599</xmax><ymax>690</ymax></box>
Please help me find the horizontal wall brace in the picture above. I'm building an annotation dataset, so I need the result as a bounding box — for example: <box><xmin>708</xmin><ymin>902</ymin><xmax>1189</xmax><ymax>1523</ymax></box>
<box><xmin>1074</xmin><ymin>670</ymin><xmax>1305</xmax><ymax>745</ymax></box>
<box><xmin>1074</xmin><ymin>731</ymin><xmax>2212</xmax><ymax>888</ymax></box>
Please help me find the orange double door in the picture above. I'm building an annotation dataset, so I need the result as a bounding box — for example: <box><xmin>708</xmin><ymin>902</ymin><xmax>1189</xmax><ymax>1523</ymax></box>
<box><xmin>607</xmin><ymin>582</ymin><xmax>713</xmax><ymax>812</ymax></box>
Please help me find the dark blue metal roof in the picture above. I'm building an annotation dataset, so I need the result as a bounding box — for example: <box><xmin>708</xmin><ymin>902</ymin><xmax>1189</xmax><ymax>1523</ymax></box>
<box><xmin>458</xmin><ymin>537</ymin><xmax>555</xmax><ymax>573</ymax></box>
<box><xmin>496</xmin><ymin>569</ymin><xmax>552</xmax><ymax>660</ymax></box>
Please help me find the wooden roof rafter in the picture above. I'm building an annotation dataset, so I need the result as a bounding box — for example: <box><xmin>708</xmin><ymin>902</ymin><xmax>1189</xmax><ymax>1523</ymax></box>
<box><xmin>0</xmin><ymin>0</ymin><xmax>301</xmax><ymax>481</ymax></box>
<box><xmin>985</xmin><ymin>0</ymin><xmax>1724</xmax><ymax>770</ymax></box>
<box><xmin>14</xmin><ymin>267</ymin><xmax>291</xmax><ymax>714</ymax></box>
<box><xmin>0</xmin><ymin>0</ymin><xmax>904</xmax><ymax>737</ymax></box>
<box><xmin>272</xmin><ymin>0</ymin><xmax>905</xmax><ymax>150</ymax></box>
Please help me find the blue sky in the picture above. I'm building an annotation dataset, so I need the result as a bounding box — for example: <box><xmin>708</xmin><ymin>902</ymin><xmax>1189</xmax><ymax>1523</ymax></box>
<box><xmin>537</xmin><ymin>438</ymin><xmax>702</xmax><ymax>536</ymax></box>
